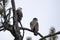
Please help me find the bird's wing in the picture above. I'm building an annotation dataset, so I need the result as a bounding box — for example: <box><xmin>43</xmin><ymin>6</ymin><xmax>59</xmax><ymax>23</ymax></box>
<box><xmin>30</xmin><ymin>21</ymin><xmax>34</xmax><ymax>29</ymax></box>
<box><xmin>33</xmin><ymin>22</ymin><xmax>39</xmax><ymax>31</ymax></box>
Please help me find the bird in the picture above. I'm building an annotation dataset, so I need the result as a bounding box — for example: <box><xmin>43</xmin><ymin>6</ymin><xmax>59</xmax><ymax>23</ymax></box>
<box><xmin>16</xmin><ymin>7</ymin><xmax>23</xmax><ymax>22</ymax></box>
<box><xmin>30</xmin><ymin>18</ymin><xmax>39</xmax><ymax>36</ymax></box>
<box><xmin>16</xmin><ymin>7</ymin><xmax>24</xmax><ymax>39</ymax></box>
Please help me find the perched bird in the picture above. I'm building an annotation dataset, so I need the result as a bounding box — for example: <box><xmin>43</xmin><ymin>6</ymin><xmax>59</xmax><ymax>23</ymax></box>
<box><xmin>30</xmin><ymin>18</ymin><xmax>39</xmax><ymax>36</ymax></box>
<box><xmin>16</xmin><ymin>7</ymin><xmax>23</xmax><ymax>22</ymax></box>
<box><xmin>16</xmin><ymin>7</ymin><xmax>24</xmax><ymax>40</ymax></box>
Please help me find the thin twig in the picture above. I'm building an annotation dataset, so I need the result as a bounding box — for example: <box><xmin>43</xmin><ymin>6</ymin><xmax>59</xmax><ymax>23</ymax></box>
<box><xmin>40</xmin><ymin>31</ymin><xmax>60</xmax><ymax>40</ymax></box>
<box><xmin>20</xmin><ymin>22</ymin><xmax>25</xmax><ymax>39</ymax></box>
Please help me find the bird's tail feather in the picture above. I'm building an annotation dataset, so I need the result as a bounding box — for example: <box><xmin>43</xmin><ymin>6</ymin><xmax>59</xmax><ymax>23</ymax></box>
<box><xmin>34</xmin><ymin>31</ymin><xmax>38</xmax><ymax>36</ymax></box>
<box><xmin>33</xmin><ymin>27</ymin><xmax>38</xmax><ymax>36</ymax></box>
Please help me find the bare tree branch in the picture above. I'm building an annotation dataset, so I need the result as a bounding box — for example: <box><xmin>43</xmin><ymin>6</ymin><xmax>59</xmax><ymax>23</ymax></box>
<box><xmin>20</xmin><ymin>22</ymin><xmax>25</xmax><ymax>40</ymax></box>
<box><xmin>0</xmin><ymin>24</ymin><xmax>60</xmax><ymax>40</ymax></box>
<box><xmin>40</xmin><ymin>31</ymin><xmax>60</xmax><ymax>40</ymax></box>
<box><xmin>19</xmin><ymin>27</ymin><xmax>43</xmax><ymax>37</ymax></box>
<box><xmin>0</xmin><ymin>26</ymin><xmax>3</xmax><ymax>28</ymax></box>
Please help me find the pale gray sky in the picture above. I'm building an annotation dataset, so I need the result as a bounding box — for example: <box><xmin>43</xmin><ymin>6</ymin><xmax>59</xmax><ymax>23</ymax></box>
<box><xmin>0</xmin><ymin>0</ymin><xmax>60</xmax><ymax>40</ymax></box>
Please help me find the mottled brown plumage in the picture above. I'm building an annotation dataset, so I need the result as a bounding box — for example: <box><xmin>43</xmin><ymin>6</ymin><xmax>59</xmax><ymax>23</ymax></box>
<box><xmin>30</xmin><ymin>18</ymin><xmax>39</xmax><ymax>36</ymax></box>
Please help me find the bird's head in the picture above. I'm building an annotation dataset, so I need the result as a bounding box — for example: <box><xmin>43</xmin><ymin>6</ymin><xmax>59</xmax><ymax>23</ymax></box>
<box><xmin>17</xmin><ymin>7</ymin><xmax>22</xmax><ymax>11</ymax></box>
<box><xmin>33</xmin><ymin>18</ymin><xmax>38</xmax><ymax>22</ymax></box>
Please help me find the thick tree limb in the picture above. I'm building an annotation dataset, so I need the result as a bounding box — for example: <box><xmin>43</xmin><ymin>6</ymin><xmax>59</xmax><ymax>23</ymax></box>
<box><xmin>19</xmin><ymin>27</ymin><xmax>43</xmax><ymax>37</ymax></box>
<box><xmin>11</xmin><ymin>0</ymin><xmax>22</xmax><ymax>40</ymax></box>
<box><xmin>40</xmin><ymin>31</ymin><xmax>60</xmax><ymax>40</ymax></box>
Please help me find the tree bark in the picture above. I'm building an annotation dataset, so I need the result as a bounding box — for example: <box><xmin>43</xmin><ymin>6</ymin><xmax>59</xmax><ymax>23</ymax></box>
<box><xmin>11</xmin><ymin>0</ymin><xmax>22</xmax><ymax>40</ymax></box>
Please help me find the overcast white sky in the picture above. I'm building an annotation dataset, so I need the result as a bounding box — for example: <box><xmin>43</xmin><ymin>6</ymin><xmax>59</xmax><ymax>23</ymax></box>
<box><xmin>0</xmin><ymin>0</ymin><xmax>60</xmax><ymax>40</ymax></box>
